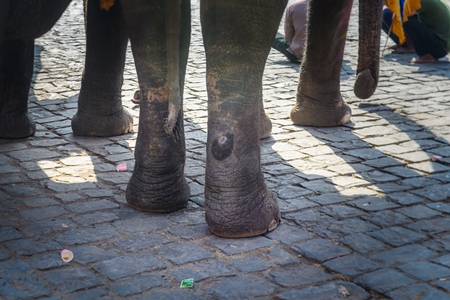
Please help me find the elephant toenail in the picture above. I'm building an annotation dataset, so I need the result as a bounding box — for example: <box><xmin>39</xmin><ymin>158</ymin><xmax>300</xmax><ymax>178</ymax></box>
<box><xmin>268</xmin><ymin>218</ymin><xmax>279</xmax><ymax>232</ymax></box>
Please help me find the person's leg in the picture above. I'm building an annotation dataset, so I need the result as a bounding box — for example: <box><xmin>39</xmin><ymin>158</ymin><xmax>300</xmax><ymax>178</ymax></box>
<box><xmin>382</xmin><ymin>8</ymin><xmax>414</xmax><ymax>51</ymax></box>
<box><xmin>271</xmin><ymin>32</ymin><xmax>300</xmax><ymax>63</ymax></box>
<box><xmin>403</xmin><ymin>16</ymin><xmax>447</xmax><ymax>61</ymax></box>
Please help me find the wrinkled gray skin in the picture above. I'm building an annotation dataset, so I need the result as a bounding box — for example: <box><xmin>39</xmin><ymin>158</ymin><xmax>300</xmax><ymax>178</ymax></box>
<box><xmin>0</xmin><ymin>0</ymin><xmax>72</xmax><ymax>138</ymax></box>
<box><xmin>290</xmin><ymin>0</ymin><xmax>384</xmax><ymax>126</ymax></box>
<box><xmin>0</xmin><ymin>0</ymin><xmax>383</xmax><ymax>238</ymax></box>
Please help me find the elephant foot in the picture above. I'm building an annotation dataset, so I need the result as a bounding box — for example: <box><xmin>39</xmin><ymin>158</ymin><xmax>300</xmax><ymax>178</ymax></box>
<box><xmin>206</xmin><ymin>188</ymin><xmax>280</xmax><ymax>238</ymax></box>
<box><xmin>290</xmin><ymin>94</ymin><xmax>352</xmax><ymax>127</ymax></box>
<box><xmin>0</xmin><ymin>112</ymin><xmax>36</xmax><ymax>139</ymax></box>
<box><xmin>354</xmin><ymin>69</ymin><xmax>377</xmax><ymax>100</ymax></box>
<box><xmin>72</xmin><ymin>109</ymin><xmax>133</xmax><ymax>137</ymax></box>
<box><xmin>126</xmin><ymin>170</ymin><xmax>190</xmax><ymax>213</ymax></box>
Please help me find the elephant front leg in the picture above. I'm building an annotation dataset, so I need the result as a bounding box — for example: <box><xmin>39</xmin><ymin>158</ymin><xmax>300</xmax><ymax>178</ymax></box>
<box><xmin>290</xmin><ymin>0</ymin><xmax>353</xmax><ymax>127</ymax></box>
<box><xmin>72</xmin><ymin>0</ymin><xmax>133</xmax><ymax>137</ymax></box>
<box><xmin>0</xmin><ymin>39</ymin><xmax>36</xmax><ymax>139</ymax></box>
<box><xmin>201</xmin><ymin>0</ymin><xmax>286</xmax><ymax>238</ymax></box>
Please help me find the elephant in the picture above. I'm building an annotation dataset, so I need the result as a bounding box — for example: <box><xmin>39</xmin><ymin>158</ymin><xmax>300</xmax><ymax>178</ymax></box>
<box><xmin>0</xmin><ymin>0</ymin><xmax>73</xmax><ymax>138</ymax></box>
<box><xmin>0</xmin><ymin>0</ymin><xmax>383</xmax><ymax>238</ymax></box>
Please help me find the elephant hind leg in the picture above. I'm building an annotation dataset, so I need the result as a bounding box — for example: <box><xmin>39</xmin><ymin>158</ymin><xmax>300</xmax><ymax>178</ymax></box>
<box><xmin>0</xmin><ymin>39</ymin><xmax>36</xmax><ymax>138</ymax></box>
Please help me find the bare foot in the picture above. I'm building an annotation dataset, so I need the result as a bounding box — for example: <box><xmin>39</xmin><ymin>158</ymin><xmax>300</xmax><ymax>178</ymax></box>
<box><xmin>411</xmin><ymin>54</ymin><xmax>437</xmax><ymax>63</ymax></box>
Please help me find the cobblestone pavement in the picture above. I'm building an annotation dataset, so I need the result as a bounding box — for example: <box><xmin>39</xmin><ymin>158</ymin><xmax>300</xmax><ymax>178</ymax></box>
<box><xmin>2</xmin><ymin>0</ymin><xmax>450</xmax><ymax>299</ymax></box>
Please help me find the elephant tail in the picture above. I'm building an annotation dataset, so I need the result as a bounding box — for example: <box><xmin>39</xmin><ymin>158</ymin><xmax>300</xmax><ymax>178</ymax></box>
<box><xmin>354</xmin><ymin>0</ymin><xmax>384</xmax><ymax>99</ymax></box>
<box><xmin>164</xmin><ymin>0</ymin><xmax>182</xmax><ymax>139</ymax></box>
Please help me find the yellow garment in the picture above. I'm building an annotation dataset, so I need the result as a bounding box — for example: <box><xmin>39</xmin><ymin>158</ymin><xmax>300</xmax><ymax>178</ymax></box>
<box><xmin>100</xmin><ymin>0</ymin><xmax>115</xmax><ymax>11</ymax></box>
<box><xmin>403</xmin><ymin>0</ymin><xmax>421</xmax><ymax>21</ymax></box>
<box><xmin>384</xmin><ymin>0</ymin><xmax>422</xmax><ymax>45</ymax></box>
<box><xmin>385</xmin><ymin>0</ymin><xmax>406</xmax><ymax>44</ymax></box>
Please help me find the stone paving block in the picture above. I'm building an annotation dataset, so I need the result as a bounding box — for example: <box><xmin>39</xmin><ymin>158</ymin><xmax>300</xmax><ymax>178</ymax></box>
<box><xmin>264</xmin><ymin>223</ymin><xmax>312</xmax><ymax>245</ymax></box>
<box><xmin>29</xmin><ymin>253</ymin><xmax>64</xmax><ymax>270</ymax></box>
<box><xmin>319</xmin><ymin>204</ymin><xmax>365</xmax><ymax>219</ymax></box>
<box><xmin>412</xmin><ymin>184</ymin><xmax>450</xmax><ymax>201</ymax></box>
<box><xmin>354</xmin><ymin>268</ymin><xmax>416</xmax><ymax>294</ymax></box>
<box><xmin>384</xmin><ymin>166</ymin><xmax>425</xmax><ymax>178</ymax></box>
<box><xmin>44</xmin><ymin>268</ymin><xmax>104</xmax><ymax>293</ymax></box>
<box><xmin>168</xmin><ymin>223</ymin><xmax>212</xmax><ymax>239</ymax></box>
<box><xmin>68</xmin><ymin>288</ymin><xmax>108</xmax><ymax>300</ymax></box>
<box><xmin>349</xmin><ymin>197</ymin><xmax>400</xmax><ymax>211</ymax></box>
<box><xmin>66</xmin><ymin>199</ymin><xmax>119</xmax><ymax>213</ymax></box>
<box><xmin>424</xmin><ymin>238</ymin><xmax>450</xmax><ymax>253</ymax></box>
<box><xmin>21</xmin><ymin>197</ymin><xmax>59</xmax><ymax>208</ymax></box>
<box><xmin>339</xmin><ymin>232</ymin><xmax>387</xmax><ymax>254</ymax></box>
<box><xmin>405</xmin><ymin>217</ymin><xmax>450</xmax><ymax>234</ymax></box>
<box><xmin>109</xmin><ymin>273</ymin><xmax>168</xmax><ymax>297</ymax></box>
<box><xmin>432</xmin><ymin>279</ymin><xmax>450</xmax><ymax>292</ymax></box>
<box><xmin>398</xmin><ymin>261</ymin><xmax>450</xmax><ymax>281</ymax></box>
<box><xmin>360</xmin><ymin>170</ymin><xmax>400</xmax><ymax>182</ymax></box>
<box><xmin>4</xmin><ymin>239</ymin><xmax>61</xmax><ymax>256</ymax></box>
<box><xmin>388</xmin><ymin>192</ymin><xmax>425</xmax><ymax>205</ymax></box>
<box><xmin>396</xmin><ymin>204</ymin><xmax>441</xmax><ymax>219</ymax></box>
<box><xmin>0</xmin><ymin>249</ymin><xmax>11</xmax><ymax>261</ymax></box>
<box><xmin>326</xmin><ymin>218</ymin><xmax>380</xmax><ymax>236</ymax></box>
<box><xmin>114</xmin><ymin>232</ymin><xmax>171</xmax><ymax>252</ymax></box>
<box><xmin>370</xmin><ymin>244</ymin><xmax>438</xmax><ymax>266</ymax></box>
<box><xmin>369</xmin><ymin>226</ymin><xmax>427</xmax><ymax>247</ymax></box>
<box><xmin>0</xmin><ymin>275</ymin><xmax>51</xmax><ymax>299</ymax></box>
<box><xmin>205</xmin><ymin>236</ymin><xmax>276</xmax><ymax>255</ymax></box>
<box><xmin>70</xmin><ymin>245</ymin><xmax>117</xmax><ymax>264</ymax></box>
<box><xmin>362</xmin><ymin>157</ymin><xmax>404</xmax><ymax>168</ymax></box>
<box><xmin>276</xmin><ymin>281</ymin><xmax>371</xmax><ymax>300</ymax></box>
<box><xmin>195</xmin><ymin>260</ymin><xmax>236</xmax><ymax>278</ymax></box>
<box><xmin>269</xmin><ymin>264</ymin><xmax>333</xmax><ymax>287</ymax></box>
<box><xmin>228</xmin><ymin>256</ymin><xmax>271</xmax><ymax>272</ymax></box>
<box><xmin>427</xmin><ymin>202</ymin><xmax>450</xmax><ymax>213</ymax></box>
<box><xmin>323</xmin><ymin>253</ymin><xmax>381</xmax><ymax>277</ymax></box>
<box><xmin>7</xmin><ymin>148</ymin><xmax>60</xmax><ymax>161</ymax></box>
<box><xmin>71</xmin><ymin>211</ymin><xmax>119</xmax><ymax>226</ymax></box>
<box><xmin>291</xmin><ymin>238</ymin><xmax>350</xmax><ymax>262</ymax></box>
<box><xmin>168</xmin><ymin>266</ymin><xmax>209</xmax><ymax>283</ymax></box>
<box><xmin>2</xmin><ymin>184</ymin><xmax>40</xmax><ymax>197</ymax></box>
<box><xmin>46</xmin><ymin>180</ymin><xmax>97</xmax><ymax>192</ymax></box>
<box><xmin>362</xmin><ymin>210</ymin><xmax>412</xmax><ymax>227</ymax></box>
<box><xmin>154</xmin><ymin>242</ymin><xmax>214</xmax><ymax>265</ymax></box>
<box><xmin>53</xmin><ymin>224</ymin><xmax>120</xmax><ymax>246</ymax></box>
<box><xmin>93</xmin><ymin>254</ymin><xmax>166</xmax><ymax>280</ymax></box>
<box><xmin>276</xmin><ymin>185</ymin><xmax>315</xmax><ymax>199</ymax></box>
<box><xmin>263</xmin><ymin>248</ymin><xmax>300</xmax><ymax>266</ymax></box>
<box><xmin>205</xmin><ymin>276</ymin><xmax>277</xmax><ymax>299</ymax></box>
<box><xmin>0</xmin><ymin>227</ymin><xmax>23</xmax><ymax>243</ymax></box>
<box><xmin>20</xmin><ymin>218</ymin><xmax>76</xmax><ymax>237</ymax></box>
<box><xmin>369</xmin><ymin>182</ymin><xmax>414</xmax><ymax>193</ymax></box>
<box><xmin>308</xmin><ymin>193</ymin><xmax>348</xmax><ymax>205</ymax></box>
<box><xmin>386</xmin><ymin>283</ymin><xmax>450</xmax><ymax>300</ymax></box>
<box><xmin>113</xmin><ymin>215</ymin><xmax>171</xmax><ymax>233</ymax></box>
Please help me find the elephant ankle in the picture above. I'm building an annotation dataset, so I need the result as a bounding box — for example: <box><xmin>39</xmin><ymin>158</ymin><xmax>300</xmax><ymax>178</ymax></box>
<box><xmin>290</xmin><ymin>97</ymin><xmax>352</xmax><ymax>127</ymax></box>
<box><xmin>0</xmin><ymin>113</ymin><xmax>36</xmax><ymax>138</ymax></box>
<box><xmin>126</xmin><ymin>171</ymin><xmax>190</xmax><ymax>213</ymax></box>
<box><xmin>71</xmin><ymin>109</ymin><xmax>133</xmax><ymax>137</ymax></box>
<box><xmin>205</xmin><ymin>189</ymin><xmax>280</xmax><ymax>238</ymax></box>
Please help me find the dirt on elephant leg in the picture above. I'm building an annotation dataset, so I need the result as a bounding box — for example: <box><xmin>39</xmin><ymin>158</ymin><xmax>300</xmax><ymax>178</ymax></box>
<box><xmin>290</xmin><ymin>92</ymin><xmax>352</xmax><ymax>127</ymax></box>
